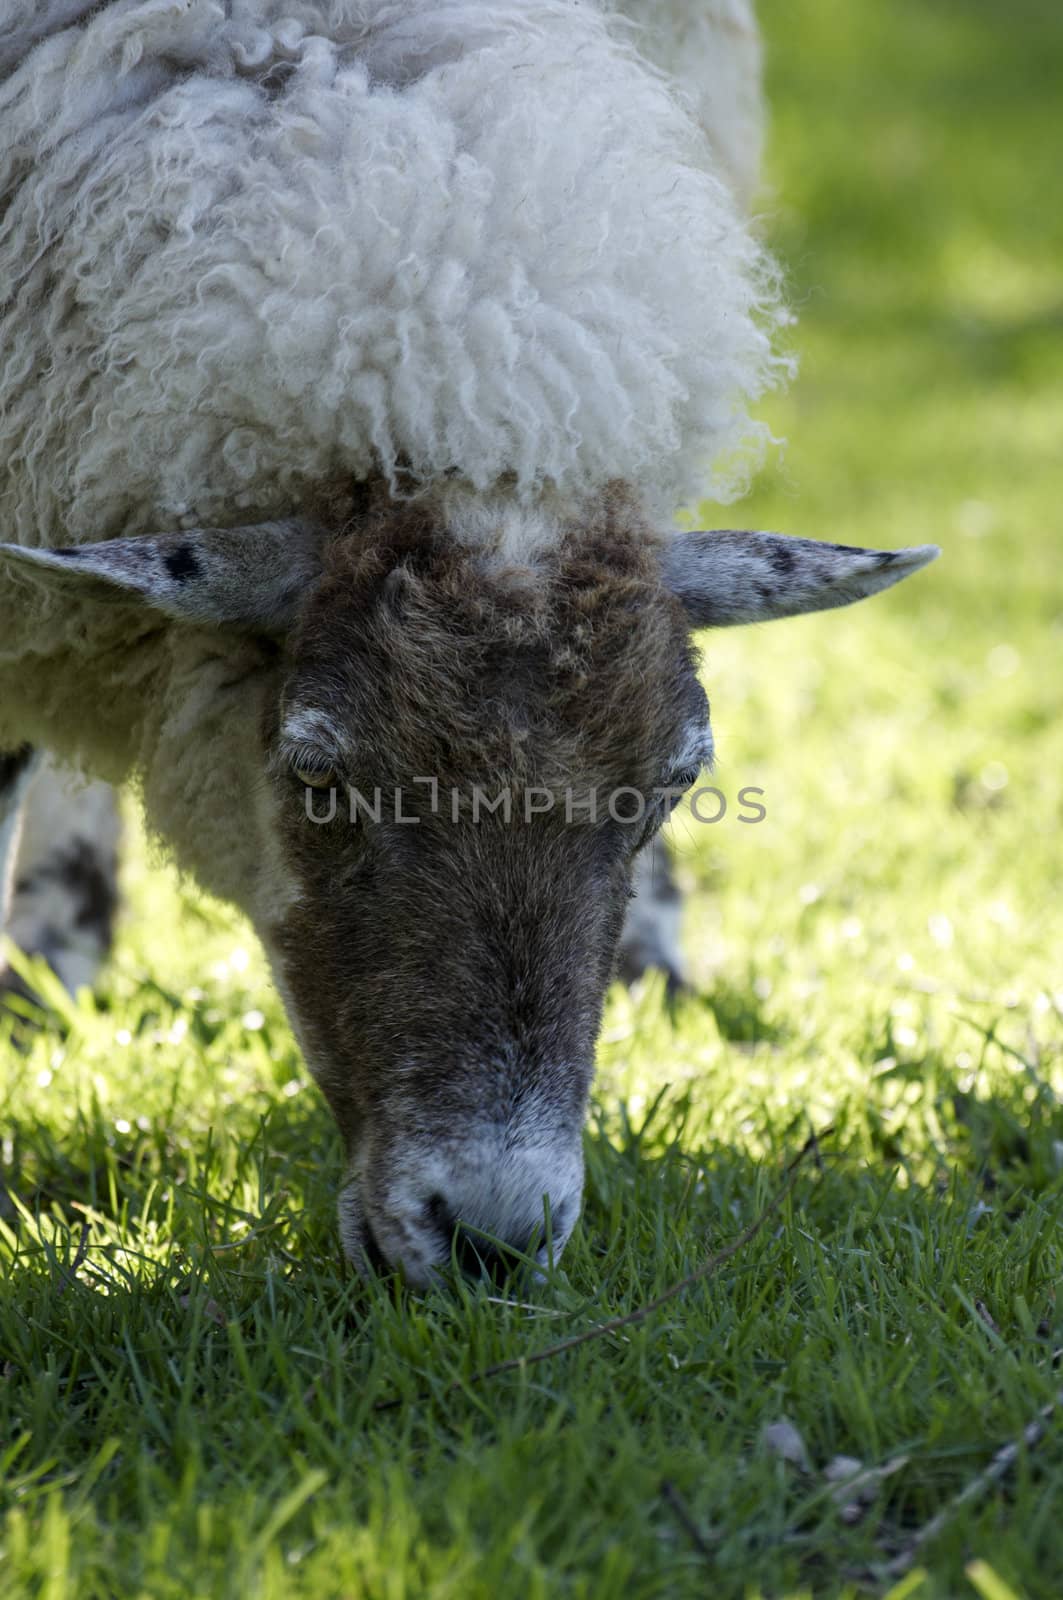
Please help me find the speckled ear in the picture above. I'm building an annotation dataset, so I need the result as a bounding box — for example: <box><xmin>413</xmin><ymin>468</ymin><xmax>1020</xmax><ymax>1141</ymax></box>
<box><xmin>0</xmin><ymin>520</ymin><xmax>326</xmax><ymax>633</ymax></box>
<box><xmin>661</xmin><ymin>531</ymin><xmax>939</xmax><ymax>628</ymax></box>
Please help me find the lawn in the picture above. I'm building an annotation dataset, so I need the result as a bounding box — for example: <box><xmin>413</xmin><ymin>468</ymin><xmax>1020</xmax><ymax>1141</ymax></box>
<box><xmin>2</xmin><ymin>1</ymin><xmax>1062</xmax><ymax>1595</ymax></box>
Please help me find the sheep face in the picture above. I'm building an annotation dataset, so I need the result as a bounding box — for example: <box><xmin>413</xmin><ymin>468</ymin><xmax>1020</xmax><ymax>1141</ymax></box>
<box><xmin>263</xmin><ymin>505</ymin><xmax>709</xmax><ymax>1285</ymax></box>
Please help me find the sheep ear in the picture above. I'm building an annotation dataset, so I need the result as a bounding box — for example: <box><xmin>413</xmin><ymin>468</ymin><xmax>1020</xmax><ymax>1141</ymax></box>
<box><xmin>0</xmin><ymin>521</ymin><xmax>325</xmax><ymax>632</ymax></box>
<box><xmin>661</xmin><ymin>531</ymin><xmax>940</xmax><ymax>628</ymax></box>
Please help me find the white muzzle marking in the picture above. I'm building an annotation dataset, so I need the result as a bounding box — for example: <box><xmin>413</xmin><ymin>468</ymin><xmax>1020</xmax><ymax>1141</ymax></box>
<box><xmin>340</xmin><ymin>1132</ymin><xmax>584</xmax><ymax>1287</ymax></box>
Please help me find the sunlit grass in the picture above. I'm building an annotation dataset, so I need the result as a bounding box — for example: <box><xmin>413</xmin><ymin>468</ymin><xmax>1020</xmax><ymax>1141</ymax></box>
<box><xmin>3</xmin><ymin>0</ymin><xmax>1063</xmax><ymax>1594</ymax></box>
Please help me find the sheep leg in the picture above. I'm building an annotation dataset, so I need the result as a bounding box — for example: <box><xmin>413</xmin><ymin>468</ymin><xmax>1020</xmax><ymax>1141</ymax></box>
<box><xmin>2</xmin><ymin>756</ymin><xmax>120</xmax><ymax>1003</ymax></box>
<box><xmin>1</xmin><ymin>745</ymin><xmax>39</xmax><ymax>927</ymax></box>
<box><xmin>617</xmin><ymin>834</ymin><xmax>686</xmax><ymax>996</ymax></box>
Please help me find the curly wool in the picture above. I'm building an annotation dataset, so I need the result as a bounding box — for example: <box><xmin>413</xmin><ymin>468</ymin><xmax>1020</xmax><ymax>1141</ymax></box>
<box><xmin>0</xmin><ymin>1</ymin><xmax>789</xmax><ymax>548</ymax></box>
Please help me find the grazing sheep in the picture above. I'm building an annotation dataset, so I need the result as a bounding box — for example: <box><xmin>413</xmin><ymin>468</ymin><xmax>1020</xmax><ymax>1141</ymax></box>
<box><xmin>0</xmin><ymin>2</ymin><xmax>936</xmax><ymax>1284</ymax></box>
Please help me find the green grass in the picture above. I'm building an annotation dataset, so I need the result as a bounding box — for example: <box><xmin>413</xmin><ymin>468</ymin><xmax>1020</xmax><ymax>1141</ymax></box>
<box><xmin>3</xmin><ymin>0</ymin><xmax>1063</xmax><ymax>1594</ymax></box>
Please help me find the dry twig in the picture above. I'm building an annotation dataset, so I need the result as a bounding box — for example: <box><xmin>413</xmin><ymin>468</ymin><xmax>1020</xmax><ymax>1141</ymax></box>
<box><xmin>878</xmin><ymin>1390</ymin><xmax>1063</xmax><ymax>1581</ymax></box>
<box><xmin>660</xmin><ymin>1478</ymin><xmax>717</xmax><ymax>1561</ymax></box>
<box><xmin>974</xmin><ymin>1299</ymin><xmax>1001</xmax><ymax>1337</ymax></box>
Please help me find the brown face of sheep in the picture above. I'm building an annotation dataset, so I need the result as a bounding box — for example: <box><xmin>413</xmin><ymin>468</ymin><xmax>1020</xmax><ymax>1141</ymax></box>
<box><xmin>264</xmin><ymin>515</ymin><xmax>709</xmax><ymax>1285</ymax></box>
<box><xmin>0</xmin><ymin>501</ymin><xmax>937</xmax><ymax>1285</ymax></box>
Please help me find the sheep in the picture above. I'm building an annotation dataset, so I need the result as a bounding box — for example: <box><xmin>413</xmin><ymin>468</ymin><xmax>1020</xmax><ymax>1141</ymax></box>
<box><xmin>0</xmin><ymin>2</ymin><xmax>937</xmax><ymax>1284</ymax></box>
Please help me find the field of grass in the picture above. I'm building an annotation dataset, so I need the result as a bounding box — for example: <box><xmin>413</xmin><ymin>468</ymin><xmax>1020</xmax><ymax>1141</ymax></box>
<box><xmin>3</xmin><ymin>1</ymin><xmax>1062</xmax><ymax>1595</ymax></box>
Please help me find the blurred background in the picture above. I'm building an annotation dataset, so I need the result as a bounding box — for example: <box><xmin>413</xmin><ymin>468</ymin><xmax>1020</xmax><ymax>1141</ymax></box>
<box><xmin>669</xmin><ymin>0</ymin><xmax>1062</xmax><ymax>1062</ymax></box>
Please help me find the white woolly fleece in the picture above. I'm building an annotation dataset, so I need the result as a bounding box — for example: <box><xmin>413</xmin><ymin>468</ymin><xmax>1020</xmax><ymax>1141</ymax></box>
<box><xmin>0</xmin><ymin>1</ymin><xmax>788</xmax><ymax>549</ymax></box>
<box><xmin>607</xmin><ymin>0</ymin><xmax>764</xmax><ymax>205</ymax></box>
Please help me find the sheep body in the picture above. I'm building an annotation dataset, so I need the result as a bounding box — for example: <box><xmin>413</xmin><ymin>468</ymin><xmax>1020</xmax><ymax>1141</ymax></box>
<box><xmin>0</xmin><ymin>0</ymin><xmax>784</xmax><ymax>559</ymax></box>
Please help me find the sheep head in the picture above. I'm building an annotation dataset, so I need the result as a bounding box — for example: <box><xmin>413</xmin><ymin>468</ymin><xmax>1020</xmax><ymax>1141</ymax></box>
<box><xmin>0</xmin><ymin>496</ymin><xmax>937</xmax><ymax>1284</ymax></box>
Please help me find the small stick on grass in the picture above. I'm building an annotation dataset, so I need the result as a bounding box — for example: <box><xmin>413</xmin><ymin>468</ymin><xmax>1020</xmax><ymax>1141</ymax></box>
<box><xmin>974</xmin><ymin>1298</ymin><xmax>1001</xmax><ymax>1337</ymax></box>
<box><xmin>878</xmin><ymin>1389</ymin><xmax>1063</xmax><ymax>1581</ymax></box>
<box><xmin>660</xmin><ymin>1479</ymin><xmax>717</xmax><ymax>1561</ymax></box>
<box><xmin>373</xmin><ymin>1125</ymin><xmax>830</xmax><ymax>1413</ymax></box>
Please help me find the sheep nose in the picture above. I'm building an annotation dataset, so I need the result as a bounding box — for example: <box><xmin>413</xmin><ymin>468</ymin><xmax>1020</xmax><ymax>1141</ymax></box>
<box><xmin>358</xmin><ymin>1140</ymin><xmax>585</xmax><ymax>1288</ymax></box>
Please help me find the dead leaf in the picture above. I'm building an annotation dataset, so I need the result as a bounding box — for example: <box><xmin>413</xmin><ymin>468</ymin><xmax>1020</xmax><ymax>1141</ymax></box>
<box><xmin>824</xmin><ymin>1452</ymin><xmax>908</xmax><ymax>1523</ymax></box>
<box><xmin>761</xmin><ymin>1418</ymin><xmax>810</xmax><ymax>1472</ymax></box>
<box><xmin>179</xmin><ymin>1293</ymin><xmax>226</xmax><ymax>1327</ymax></box>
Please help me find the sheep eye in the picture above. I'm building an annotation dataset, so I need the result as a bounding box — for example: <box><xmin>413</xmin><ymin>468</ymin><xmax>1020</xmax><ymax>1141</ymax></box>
<box><xmin>293</xmin><ymin>762</ymin><xmax>337</xmax><ymax>789</ymax></box>
<box><xmin>663</xmin><ymin>766</ymin><xmax>702</xmax><ymax>808</ymax></box>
